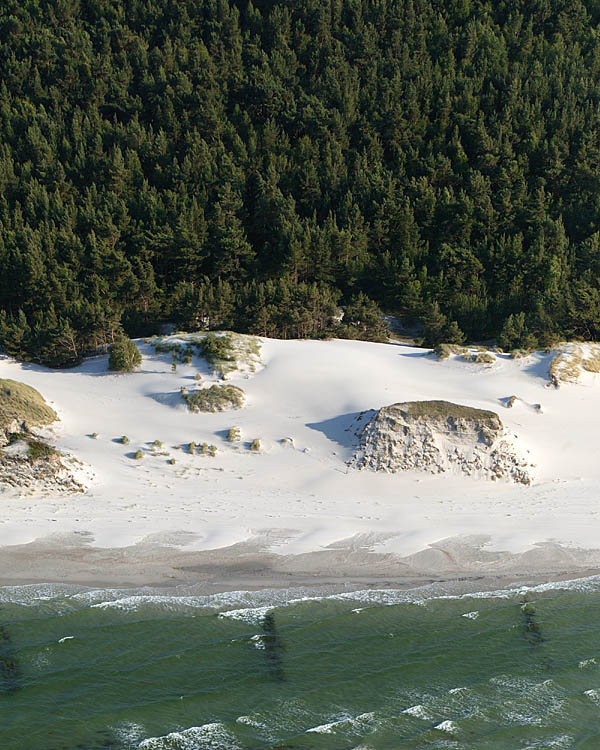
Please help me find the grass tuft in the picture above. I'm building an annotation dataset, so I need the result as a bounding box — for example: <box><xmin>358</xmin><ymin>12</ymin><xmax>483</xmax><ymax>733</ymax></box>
<box><xmin>227</xmin><ymin>427</ymin><xmax>241</xmax><ymax>442</ymax></box>
<box><xmin>463</xmin><ymin>351</ymin><xmax>495</xmax><ymax>365</ymax></box>
<box><xmin>433</xmin><ymin>343</ymin><xmax>467</xmax><ymax>360</ymax></box>
<box><xmin>183</xmin><ymin>385</ymin><xmax>244</xmax><ymax>413</ymax></box>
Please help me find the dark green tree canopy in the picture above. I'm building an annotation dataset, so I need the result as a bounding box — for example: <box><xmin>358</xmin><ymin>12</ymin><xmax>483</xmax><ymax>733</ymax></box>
<box><xmin>1</xmin><ymin>0</ymin><xmax>600</xmax><ymax>363</ymax></box>
<box><xmin>108</xmin><ymin>339</ymin><xmax>142</xmax><ymax>372</ymax></box>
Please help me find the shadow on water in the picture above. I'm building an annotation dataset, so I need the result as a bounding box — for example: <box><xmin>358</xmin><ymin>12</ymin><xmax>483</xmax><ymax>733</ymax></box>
<box><xmin>57</xmin><ymin>729</ymin><xmax>126</xmax><ymax>750</ymax></box>
<box><xmin>262</xmin><ymin>613</ymin><xmax>286</xmax><ymax>682</ymax></box>
<box><xmin>520</xmin><ymin>594</ymin><xmax>545</xmax><ymax>646</ymax></box>
<box><xmin>0</xmin><ymin>622</ymin><xmax>19</xmax><ymax>694</ymax></box>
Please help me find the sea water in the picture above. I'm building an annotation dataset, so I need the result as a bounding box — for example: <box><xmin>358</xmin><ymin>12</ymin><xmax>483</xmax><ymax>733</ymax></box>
<box><xmin>2</xmin><ymin>577</ymin><xmax>600</xmax><ymax>749</ymax></box>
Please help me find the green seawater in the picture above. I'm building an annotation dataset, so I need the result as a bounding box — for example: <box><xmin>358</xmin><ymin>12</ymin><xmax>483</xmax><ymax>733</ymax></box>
<box><xmin>2</xmin><ymin>578</ymin><xmax>600</xmax><ymax>749</ymax></box>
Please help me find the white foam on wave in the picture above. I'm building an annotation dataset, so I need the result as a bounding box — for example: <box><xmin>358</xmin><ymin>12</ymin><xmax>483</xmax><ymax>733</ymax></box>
<box><xmin>434</xmin><ymin>719</ymin><xmax>459</xmax><ymax>733</ymax></box>
<box><xmin>461</xmin><ymin>610</ymin><xmax>479</xmax><ymax>619</ymax></box>
<box><xmin>138</xmin><ymin>722</ymin><xmax>240</xmax><ymax>750</ymax></box>
<box><xmin>402</xmin><ymin>704</ymin><xmax>431</xmax><ymax>720</ymax></box>
<box><xmin>112</xmin><ymin>722</ymin><xmax>145</xmax><ymax>746</ymax></box>
<box><xmin>305</xmin><ymin>711</ymin><xmax>375</xmax><ymax>735</ymax></box>
<box><xmin>250</xmin><ymin>634</ymin><xmax>265</xmax><ymax>650</ymax></box>
<box><xmin>579</xmin><ymin>657</ymin><xmax>597</xmax><ymax>669</ymax></box>
<box><xmin>584</xmin><ymin>688</ymin><xmax>600</xmax><ymax>705</ymax></box>
<box><xmin>218</xmin><ymin>605</ymin><xmax>273</xmax><ymax>625</ymax></box>
<box><xmin>522</xmin><ymin>735</ymin><xmax>574</xmax><ymax>749</ymax></box>
<box><xmin>5</xmin><ymin>570</ymin><xmax>600</xmax><ymax>616</ymax></box>
<box><xmin>0</xmin><ymin>582</ymin><xmax>87</xmax><ymax>605</ymax></box>
<box><xmin>236</xmin><ymin>715</ymin><xmax>267</xmax><ymax>730</ymax></box>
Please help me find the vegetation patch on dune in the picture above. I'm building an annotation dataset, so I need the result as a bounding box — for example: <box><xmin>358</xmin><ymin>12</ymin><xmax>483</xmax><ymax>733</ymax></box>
<box><xmin>183</xmin><ymin>385</ymin><xmax>245</xmax><ymax>413</ymax></box>
<box><xmin>549</xmin><ymin>343</ymin><xmax>600</xmax><ymax>385</ymax></box>
<box><xmin>463</xmin><ymin>351</ymin><xmax>495</xmax><ymax>365</ymax></box>
<box><xmin>432</xmin><ymin>343</ymin><xmax>467</xmax><ymax>360</ymax></box>
<box><xmin>392</xmin><ymin>400</ymin><xmax>501</xmax><ymax>427</ymax></box>
<box><xmin>151</xmin><ymin>332</ymin><xmax>262</xmax><ymax>377</ymax></box>
<box><xmin>0</xmin><ymin>379</ymin><xmax>57</xmax><ymax>432</ymax></box>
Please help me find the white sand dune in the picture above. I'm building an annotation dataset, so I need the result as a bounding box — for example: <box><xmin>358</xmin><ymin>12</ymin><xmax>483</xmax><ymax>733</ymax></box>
<box><xmin>1</xmin><ymin>337</ymin><xmax>600</xmax><ymax>585</ymax></box>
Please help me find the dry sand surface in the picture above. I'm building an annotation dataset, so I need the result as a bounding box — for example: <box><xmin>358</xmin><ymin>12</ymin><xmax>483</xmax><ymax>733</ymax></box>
<box><xmin>2</xmin><ymin>336</ymin><xmax>600</xmax><ymax>590</ymax></box>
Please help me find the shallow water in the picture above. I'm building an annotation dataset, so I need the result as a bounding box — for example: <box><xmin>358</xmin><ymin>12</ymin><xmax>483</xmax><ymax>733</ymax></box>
<box><xmin>2</xmin><ymin>578</ymin><xmax>600</xmax><ymax>748</ymax></box>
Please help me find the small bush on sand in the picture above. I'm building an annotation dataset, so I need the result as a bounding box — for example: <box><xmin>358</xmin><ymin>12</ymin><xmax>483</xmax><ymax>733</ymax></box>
<box><xmin>249</xmin><ymin>439</ymin><xmax>261</xmax><ymax>452</ymax></box>
<box><xmin>227</xmin><ymin>427</ymin><xmax>241</xmax><ymax>442</ymax></box>
<box><xmin>120</xmin><ymin>436</ymin><xmax>129</xmax><ymax>445</ymax></box>
<box><xmin>209</xmin><ymin>444</ymin><xmax>217</xmax><ymax>457</ymax></box>
<box><xmin>168</xmin><ymin>458</ymin><xmax>176</xmax><ymax>465</ymax></box>
<box><xmin>189</xmin><ymin>441</ymin><xmax>196</xmax><ymax>453</ymax></box>
<box><xmin>151</xmin><ymin>440</ymin><xmax>162</xmax><ymax>449</ymax></box>
<box><xmin>194</xmin><ymin>373</ymin><xmax>202</xmax><ymax>381</ymax></box>
<box><xmin>183</xmin><ymin>385</ymin><xmax>244</xmax><ymax>413</ymax></box>
<box><xmin>199</xmin><ymin>442</ymin><xmax>209</xmax><ymax>454</ymax></box>
<box><xmin>91</xmin><ymin>432</ymin><xmax>98</xmax><ymax>439</ymax></box>
<box><xmin>201</xmin><ymin>333</ymin><xmax>235</xmax><ymax>368</ymax></box>
<box><xmin>108</xmin><ymin>339</ymin><xmax>141</xmax><ymax>372</ymax></box>
<box><xmin>463</xmin><ymin>351</ymin><xmax>495</xmax><ymax>365</ymax></box>
<box><xmin>134</xmin><ymin>449</ymin><xmax>143</xmax><ymax>459</ymax></box>
<box><xmin>433</xmin><ymin>343</ymin><xmax>467</xmax><ymax>360</ymax></box>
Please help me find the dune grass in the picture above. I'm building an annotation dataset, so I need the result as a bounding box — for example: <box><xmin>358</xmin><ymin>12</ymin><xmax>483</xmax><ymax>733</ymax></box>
<box><xmin>183</xmin><ymin>385</ymin><xmax>244</xmax><ymax>413</ymax></box>
<box><xmin>0</xmin><ymin>379</ymin><xmax>57</xmax><ymax>431</ymax></box>
<box><xmin>463</xmin><ymin>351</ymin><xmax>495</xmax><ymax>365</ymax></box>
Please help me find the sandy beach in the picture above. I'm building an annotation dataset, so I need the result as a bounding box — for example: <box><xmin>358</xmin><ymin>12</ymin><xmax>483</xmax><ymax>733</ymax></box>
<box><xmin>2</xmin><ymin>336</ymin><xmax>600</xmax><ymax>591</ymax></box>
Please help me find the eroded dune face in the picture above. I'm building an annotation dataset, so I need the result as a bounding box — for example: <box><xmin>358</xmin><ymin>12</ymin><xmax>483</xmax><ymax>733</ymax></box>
<box><xmin>350</xmin><ymin>400</ymin><xmax>533</xmax><ymax>484</ymax></box>
<box><xmin>0</xmin><ymin>378</ymin><xmax>85</xmax><ymax>495</ymax></box>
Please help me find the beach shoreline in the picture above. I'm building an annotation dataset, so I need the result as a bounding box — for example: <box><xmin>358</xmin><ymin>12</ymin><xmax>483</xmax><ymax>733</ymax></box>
<box><xmin>2</xmin><ymin>532</ymin><xmax>600</xmax><ymax>595</ymax></box>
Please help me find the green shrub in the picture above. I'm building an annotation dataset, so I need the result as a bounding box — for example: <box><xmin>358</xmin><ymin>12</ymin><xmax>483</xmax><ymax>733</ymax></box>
<box><xmin>120</xmin><ymin>435</ymin><xmax>129</xmax><ymax>445</ymax></box>
<box><xmin>200</xmin><ymin>442</ymin><xmax>209</xmax><ymax>454</ymax></box>
<box><xmin>151</xmin><ymin>439</ymin><xmax>162</xmax><ymax>448</ymax></box>
<box><xmin>194</xmin><ymin>373</ymin><xmax>202</xmax><ymax>381</ymax></box>
<box><xmin>168</xmin><ymin>458</ymin><xmax>176</xmax><ymax>465</ymax></box>
<box><xmin>201</xmin><ymin>333</ymin><xmax>235</xmax><ymax>365</ymax></box>
<box><xmin>91</xmin><ymin>432</ymin><xmax>98</xmax><ymax>439</ymax></box>
<box><xmin>189</xmin><ymin>441</ymin><xmax>196</xmax><ymax>453</ymax></box>
<box><xmin>134</xmin><ymin>449</ymin><xmax>143</xmax><ymax>459</ymax></box>
<box><xmin>108</xmin><ymin>339</ymin><xmax>142</xmax><ymax>372</ymax></box>
<box><xmin>209</xmin><ymin>444</ymin><xmax>217</xmax><ymax>457</ymax></box>
<box><xmin>249</xmin><ymin>439</ymin><xmax>261</xmax><ymax>452</ymax></box>
<box><xmin>183</xmin><ymin>385</ymin><xmax>244</xmax><ymax>413</ymax></box>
